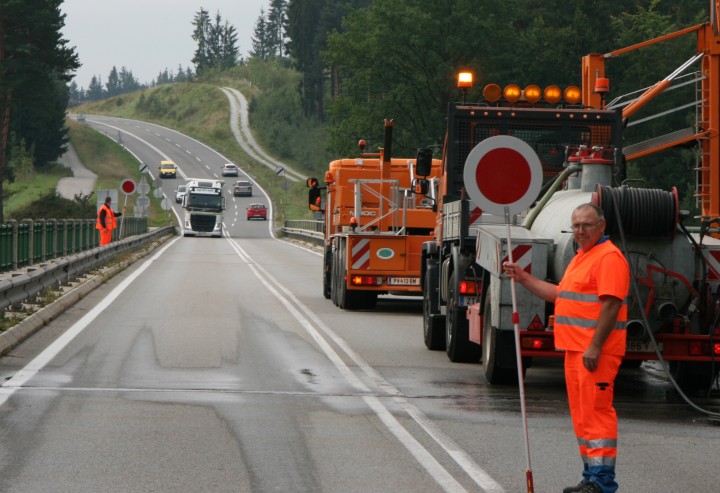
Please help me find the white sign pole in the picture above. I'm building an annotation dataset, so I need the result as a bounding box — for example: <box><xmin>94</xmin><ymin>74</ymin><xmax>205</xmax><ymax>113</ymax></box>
<box><xmin>505</xmin><ymin>206</ymin><xmax>533</xmax><ymax>492</ymax></box>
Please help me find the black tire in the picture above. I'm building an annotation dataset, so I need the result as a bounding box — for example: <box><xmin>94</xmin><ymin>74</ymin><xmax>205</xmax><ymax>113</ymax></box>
<box><xmin>337</xmin><ymin>242</ymin><xmax>348</xmax><ymax>309</ymax></box>
<box><xmin>482</xmin><ymin>298</ymin><xmax>520</xmax><ymax>385</ymax></box>
<box><xmin>330</xmin><ymin>242</ymin><xmax>340</xmax><ymax>306</ymax></box>
<box><xmin>323</xmin><ymin>247</ymin><xmax>332</xmax><ymax>300</ymax></box>
<box><xmin>445</xmin><ymin>272</ymin><xmax>481</xmax><ymax>362</ymax></box>
<box><xmin>423</xmin><ymin>262</ymin><xmax>445</xmax><ymax>350</ymax></box>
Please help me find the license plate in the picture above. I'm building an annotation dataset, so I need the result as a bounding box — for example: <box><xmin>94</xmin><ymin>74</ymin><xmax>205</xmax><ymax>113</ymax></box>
<box><xmin>387</xmin><ymin>277</ymin><xmax>420</xmax><ymax>286</ymax></box>
<box><xmin>459</xmin><ymin>296</ymin><xmax>477</xmax><ymax>307</ymax></box>
<box><xmin>626</xmin><ymin>340</ymin><xmax>661</xmax><ymax>353</ymax></box>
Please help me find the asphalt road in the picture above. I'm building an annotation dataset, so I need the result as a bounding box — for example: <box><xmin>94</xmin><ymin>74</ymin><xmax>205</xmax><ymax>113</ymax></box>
<box><xmin>1</xmin><ymin>116</ymin><xmax>719</xmax><ymax>492</ymax></box>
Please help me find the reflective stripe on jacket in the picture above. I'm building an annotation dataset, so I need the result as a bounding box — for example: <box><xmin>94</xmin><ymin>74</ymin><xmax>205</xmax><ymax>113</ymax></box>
<box><xmin>96</xmin><ymin>204</ymin><xmax>117</xmax><ymax>230</ymax></box>
<box><xmin>554</xmin><ymin>240</ymin><xmax>630</xmax><ymax>355</ymax></box>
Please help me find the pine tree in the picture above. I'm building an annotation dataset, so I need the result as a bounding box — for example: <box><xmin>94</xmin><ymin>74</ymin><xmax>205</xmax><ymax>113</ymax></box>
<box><xmin>106</xmin><ymin>66</ymin><xmax>120</xmax><ymax>97</ymax></box>
<box><xmin>191</xmin><ymin>8</ymin><xmax>212</xmax><ymax>75</ymax></box>
<box><xmin>250</xmin><ymin>8</ymin><xmax>270</xmax><ymax>60</ymax></box>
<box><xmin>86</xmin><ymin>75</ymin><xmax>104</xmax><ymax>100</ymax></box>
<box><xmin>0</xmin><ymin>0</ymin><xmax>80</xmax><ymax>221</ymax></box>
<box><xmin>266</xmin><ymin>0</ymin><xmax>288</xmax><ymax>58</ymax></box>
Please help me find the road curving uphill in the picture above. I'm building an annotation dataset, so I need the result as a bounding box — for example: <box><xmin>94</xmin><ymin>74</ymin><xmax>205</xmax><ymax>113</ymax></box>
<box><xmin>221</xmin><ymin>86</ymin><xmax>305</xmax><ymax>183</ymax></box>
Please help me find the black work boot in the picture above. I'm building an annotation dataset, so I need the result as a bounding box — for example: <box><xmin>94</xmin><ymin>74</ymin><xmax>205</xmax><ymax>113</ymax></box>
<box><xmin>577</xmin><ymin>482</ymin><xmax>602</xmax><ymax>493</ymax></box>
<box><xmin>562</xmin><ymin>481</ymin><xmax>586</xmax><ymax>493</ymax></box>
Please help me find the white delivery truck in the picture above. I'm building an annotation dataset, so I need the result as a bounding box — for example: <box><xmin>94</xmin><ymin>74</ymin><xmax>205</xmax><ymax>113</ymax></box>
<box><xmin>182</xmin><ymin>178</ymin><xmax>225</xmax><ymax>238</ymax></box>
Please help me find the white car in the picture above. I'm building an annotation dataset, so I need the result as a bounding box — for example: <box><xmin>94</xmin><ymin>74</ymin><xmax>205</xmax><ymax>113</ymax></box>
<box><xmin>222</xmin><ymin>163</ymin><xmax>239</xmax><ymax>177</ymax></box>
<box><xmin>175</xmin><ymin>184</ymin><xmax>187</xmax><ymax>203</ymax></box>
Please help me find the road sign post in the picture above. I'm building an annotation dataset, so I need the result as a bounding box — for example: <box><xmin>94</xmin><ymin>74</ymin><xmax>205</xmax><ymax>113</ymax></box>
<box><xmin>463</xmin><ymin>135</ymin><xmax>543</xmax><ymax>493</ymax></box>
<box><xmin>119</xmin><ymin>179</ymin><xmax>137</xmax><ymax>239</ymax></box>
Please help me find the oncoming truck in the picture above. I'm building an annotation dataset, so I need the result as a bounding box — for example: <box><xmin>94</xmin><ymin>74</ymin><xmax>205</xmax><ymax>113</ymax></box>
<box><xmin>182</xmin><ymin>178</ymin><xmax>225</xmax><ymax>238</ymax></box>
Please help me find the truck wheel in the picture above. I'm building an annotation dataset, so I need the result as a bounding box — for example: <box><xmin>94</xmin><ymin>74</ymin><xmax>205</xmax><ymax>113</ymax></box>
<box><xmin>423</xmin><ymin>263</ymin><xmax>445</xmax><ymax>350</ymax></box>
<box><xmin>445</xmin><ymin>272</ymin><xmax>481</xmax><ymax>362</ymax></box>
<box><xmin>330</xmin><ymin>243</ymin><xmax>340</xmax><ymax>306</ymax></box>
<box><xmin>337</xmin><ymin>241</ymin><xmax>349</xmax><ymax>309</ymax></box>
<box><xmin>323</xmin><ymin>247</ymin><xmax>332</xmax><ymax>299</ymax></box>
<box><xmin>482</xmin><ymin>298</ymin><xmax>519</xmax><ymax>385</ymax></box>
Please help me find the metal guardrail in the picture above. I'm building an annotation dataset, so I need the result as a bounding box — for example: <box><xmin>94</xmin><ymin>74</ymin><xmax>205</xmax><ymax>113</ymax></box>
<box><xmin>281</xmin><ymin>220</ymin><xmax>324</xmax><ymax>246</ymax></box>
<box><xmin>0</xmin><ymin>225</ymin><xmax>174</xmax><ymax>311</ymax></box>
<box><xmin>0</xmin><ymin>217</ymin><xmax>147</xmax><ymax>274</ymax></box>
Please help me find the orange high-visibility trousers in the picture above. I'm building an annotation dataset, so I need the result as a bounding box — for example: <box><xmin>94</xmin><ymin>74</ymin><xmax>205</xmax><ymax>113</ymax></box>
<box><xmin>565</xmin><ymin>350</ymin><xmax>621</xmax><ymax>493</ymax></box>
<box><xmin>99</xmin><ymin>228</ymin><xmax>113</xmax><ymax>246</ymax></box>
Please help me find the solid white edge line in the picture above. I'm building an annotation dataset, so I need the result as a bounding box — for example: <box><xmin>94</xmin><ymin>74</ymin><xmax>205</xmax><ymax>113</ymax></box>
<box><xmin>227</xmin><ymin>237</ymin><xmax>493</xmax><ymax>493</ymax></box>
<box><xmin>232</xmin><ymin>236</ymin><xmax>506</xmax><ymax>493</ymax></box>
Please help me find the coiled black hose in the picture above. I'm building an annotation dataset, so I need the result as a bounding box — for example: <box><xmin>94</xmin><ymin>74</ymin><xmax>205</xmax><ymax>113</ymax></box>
<box><xmin>596</xmin><ymin>185</ymin><xmax>677</xmax><ymax>238</ymax></box>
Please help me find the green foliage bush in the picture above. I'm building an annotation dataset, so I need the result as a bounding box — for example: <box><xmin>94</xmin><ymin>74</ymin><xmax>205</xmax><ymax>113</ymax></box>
<box><xmin>9</xmin><ymin>191</ymin><xmax>95</xmax><ymax>220</ymax></box>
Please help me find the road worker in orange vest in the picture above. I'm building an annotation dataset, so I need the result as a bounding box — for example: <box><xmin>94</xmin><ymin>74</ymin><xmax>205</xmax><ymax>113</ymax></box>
<box><xmin>503</xmin><ymin>203</ymin><xmax>629</xmax><ymax>493</ymax></box>
<box><xmin>96</xmin><ymin>196</ymin><xmax>125</xmax><ymax>246</ymax></box>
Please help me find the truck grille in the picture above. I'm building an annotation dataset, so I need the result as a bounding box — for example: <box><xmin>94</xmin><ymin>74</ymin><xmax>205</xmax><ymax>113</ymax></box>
<box><xmin>190</xmin><ymin>215</ymin><xmax>216</xmax><ymax>232</ymax></box>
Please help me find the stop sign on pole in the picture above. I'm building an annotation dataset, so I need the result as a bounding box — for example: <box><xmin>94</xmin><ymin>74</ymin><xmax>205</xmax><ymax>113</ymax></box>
<box><xmin>462</xmin><ymin>135</ymin><xmax>542</xmax><ymax>216</ymax></box>
<box><xmin>463</xmin><ymin>135</ymin><xmax>543</xmax><ymax>488</ymax></box>
<box><xmin>121</xmin><ymin>179</ymin><xmax>137</xmax><ymax>195</ymax></box>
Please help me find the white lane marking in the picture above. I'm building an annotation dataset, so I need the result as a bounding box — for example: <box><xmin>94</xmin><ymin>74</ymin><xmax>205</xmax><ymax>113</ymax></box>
<box><xmin>0</xmin><ymin>238</ymin><xmax>182</xmax><ymax>406</ymax></box>
<box><xmin>227</xmin><ymin>237</ymin><xmax>505</xmax><ymax>493</ymax></box>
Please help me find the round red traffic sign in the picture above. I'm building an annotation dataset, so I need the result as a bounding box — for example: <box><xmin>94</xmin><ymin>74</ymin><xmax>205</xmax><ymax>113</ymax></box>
<box><xmin>121</xmin><ymin>179</ymin><xmax>136</xmax><ymax>195</ymax></box>
<box><xmin>462</xmin><ymin>135</ymin><xmax>542</xmax><ymax>215</ymax></box>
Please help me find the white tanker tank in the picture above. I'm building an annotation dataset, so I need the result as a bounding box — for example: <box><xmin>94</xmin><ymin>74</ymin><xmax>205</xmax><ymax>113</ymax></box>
<box><xmin>471</xmin><ymin>143</ymin><xmax>720</xmax><ymax>391</ymax></box>
<box><xmin>526</xmin><ymin>145</ymin><xmax>692</xmax><ymax>343</ymax></box>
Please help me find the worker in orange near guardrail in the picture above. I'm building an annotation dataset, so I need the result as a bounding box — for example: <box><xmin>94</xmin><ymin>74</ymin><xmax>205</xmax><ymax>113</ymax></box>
<box><xmin>96</xmin><ymin>196</ymin><xmax>125</xmax><ymax>246</ymax></box>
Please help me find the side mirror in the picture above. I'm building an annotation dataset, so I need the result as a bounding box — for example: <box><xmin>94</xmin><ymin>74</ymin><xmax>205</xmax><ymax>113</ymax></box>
<box><xmin>307</xmin><ymin>177</ymin><xmax>323</xmax><ymax>212</ymax></box>
<box><xmin>412</xmin><ymin>178</ymin><xmax>429</xmax><ymax>195</ymax></box>
<box><xmin>415</xmin><ymin>148</ymin><xmax>433</xmax><ymax>177</ymax></box>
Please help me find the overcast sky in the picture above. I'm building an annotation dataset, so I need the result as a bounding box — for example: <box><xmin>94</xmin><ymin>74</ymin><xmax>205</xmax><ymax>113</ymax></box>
<box><xmin>61</xmin><ymin>0</ymin><xmax>268</xmax><ymax>89</ymax></box>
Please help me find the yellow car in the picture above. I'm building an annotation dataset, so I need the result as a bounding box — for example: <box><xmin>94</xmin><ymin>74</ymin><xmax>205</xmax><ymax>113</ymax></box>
<box><xmin>159</xmin><ymin>160</ymin><xmax>177</xmax><ymax>178</ymax></box>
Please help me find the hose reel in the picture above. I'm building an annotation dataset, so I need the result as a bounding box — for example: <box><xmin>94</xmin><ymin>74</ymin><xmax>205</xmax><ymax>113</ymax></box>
<box><xmin>595</xmin><ymin>185</ymin><xmax>678</xmax><ymax>238</ymax></box>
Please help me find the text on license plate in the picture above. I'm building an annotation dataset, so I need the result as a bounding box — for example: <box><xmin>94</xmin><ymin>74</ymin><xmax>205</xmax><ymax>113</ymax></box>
<box><xmin>626</xmin><ymin>340</ymin><xmax>661</xmax><ymax>353</ymax></box>
<box><xmin>387</xmin><ymin>277</ymin><xmax>420</xmax><ymax>286</ymax></box>
<box><xmin>459</xmin><ymin>296</ymin><xmax>477</xmax><ymax>307</ymax></box>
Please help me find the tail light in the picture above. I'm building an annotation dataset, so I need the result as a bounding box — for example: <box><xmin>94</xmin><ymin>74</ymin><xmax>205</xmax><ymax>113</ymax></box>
<box><xmin>350</xmin><ymin>275</ymin><xmax>382</xmax><ymax>286</ymax></box>
<box><xmin>459</xmin><ymin>280</ymin><xmax>478</xmax><ymax>295</ymax></box>
<box><xmin>521</xmin><ymin>336</ymin><xmax>552</xmax><ymax>350</ymax></box>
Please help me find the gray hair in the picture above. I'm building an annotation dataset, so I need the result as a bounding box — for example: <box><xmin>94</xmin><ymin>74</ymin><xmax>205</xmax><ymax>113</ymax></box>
<box><xmin>573</xmin><ymin>203</ymin><xmax>605</xmax><ymax>221</ymax></box>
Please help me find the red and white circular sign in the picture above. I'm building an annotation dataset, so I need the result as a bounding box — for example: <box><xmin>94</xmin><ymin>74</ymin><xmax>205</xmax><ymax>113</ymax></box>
<box><xmin>462</xmin><ymin>135</ymin><xmax>542</xmax><ymax>215</ymax></box>
<box><xmin>120</xmin><ymin>179</ymin><xmax>137</xmax><ymax>195</ymax></box>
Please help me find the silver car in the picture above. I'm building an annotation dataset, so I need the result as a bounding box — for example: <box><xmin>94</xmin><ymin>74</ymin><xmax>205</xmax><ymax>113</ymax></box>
<box><xmin>175</xmin><ymin>184</ymin><xmax>187</xmax><ymax>203</ymax></box>
<box><xmin>233</xmin><ymin>180</ymin><xmax>252</xmax><ymax>197</ymax></box>
<box><xmin>222</xmin><ymin>163</ymin><xmax>239</xmax><ymax>176</ymax></box>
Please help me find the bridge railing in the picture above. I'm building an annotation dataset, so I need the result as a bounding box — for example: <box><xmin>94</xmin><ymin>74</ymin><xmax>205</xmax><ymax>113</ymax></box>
<box><xmin>0</xmin><ymin>218</ymin><xmax>147</xmax><ymax>274</ymax></box>
<box><xmin>281</xmin><ymin>220</ymin><xmax>323</xmax><ymax>246</ymax></box>
<box><xmin>0</xmin><ymin>225</ymin><xmax>173</xmax><ymax>312</ymax></box>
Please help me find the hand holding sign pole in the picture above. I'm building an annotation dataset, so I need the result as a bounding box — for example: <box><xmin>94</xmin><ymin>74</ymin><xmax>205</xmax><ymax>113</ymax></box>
<box><xmin>463</xmin><ymin>135</ymin><xmax>542</xmax><ymax>493</ymax></box>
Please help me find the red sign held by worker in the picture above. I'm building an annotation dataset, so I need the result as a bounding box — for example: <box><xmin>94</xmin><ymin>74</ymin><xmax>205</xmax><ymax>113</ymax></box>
<box><xmin>462</xmin><ymin>135</ymin><xmax>542</xmax><ymax>216</ymax></box>
<box><xmin>121</xmin><ymin>179</ymin><xmax>137</xmax><ymax>195</ymax></box>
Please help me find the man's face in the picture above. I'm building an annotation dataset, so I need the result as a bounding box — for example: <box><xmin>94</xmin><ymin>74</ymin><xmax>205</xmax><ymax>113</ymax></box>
<box><xmin>571</xmin><ymin>207</ymin><xmax>605</xmax><ymax>251</ymax></box>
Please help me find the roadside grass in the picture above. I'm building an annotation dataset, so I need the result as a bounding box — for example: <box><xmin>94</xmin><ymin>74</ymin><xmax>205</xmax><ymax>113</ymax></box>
<box><xmin>67</xmin><ymin>119</ymin><xmax>173</xmax><ymax>228</ymax></box>
<box><xmin>74</xmin><ymin>61</ymin><xmax>331</xmax><ymax>224</ymax></box>
<box><xmin>4</xmin><ymin>166</ymin><xmax>72</xmax><ymax>215</ymax></box>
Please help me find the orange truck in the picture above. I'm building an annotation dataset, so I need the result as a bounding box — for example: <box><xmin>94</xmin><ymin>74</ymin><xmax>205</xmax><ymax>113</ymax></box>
<box><xmin>307</xmin><ymin>120</ymin><xmax>441</xmax><ymax>309</ymax></box>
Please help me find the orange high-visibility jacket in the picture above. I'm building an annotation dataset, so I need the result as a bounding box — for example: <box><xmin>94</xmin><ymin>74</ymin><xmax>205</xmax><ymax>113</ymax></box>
<box><xmin>96</xmin><ymin>204</ymin><xmax>117</xmax><ymax>230</ymax></box>
<box><xmin>554</xmin><ymin>239</ymin><xmax>630</xmax><ymax>355</ymax></box>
